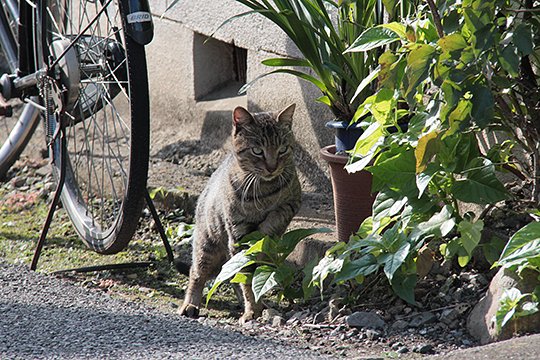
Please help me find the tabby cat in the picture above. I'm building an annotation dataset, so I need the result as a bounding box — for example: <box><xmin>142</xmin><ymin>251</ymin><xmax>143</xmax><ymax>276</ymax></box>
<box><xmin>178</xmin><ymin>104</ymin><xmax>302</xmax><ymax>323</ymax></box>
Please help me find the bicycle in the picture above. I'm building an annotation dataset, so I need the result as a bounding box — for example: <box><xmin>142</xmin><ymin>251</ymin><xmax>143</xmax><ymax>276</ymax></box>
<box><xmin>0</xmin><ymin>0</ymin><xmax>172</xmax><ymax>269</ymax></box>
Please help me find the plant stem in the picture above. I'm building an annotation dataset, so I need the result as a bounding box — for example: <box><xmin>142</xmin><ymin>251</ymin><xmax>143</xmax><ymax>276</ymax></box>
<box><xmin>426</xmin><ymin>0</ymin><xmax>444</xmax><ymax>38</ymax></box>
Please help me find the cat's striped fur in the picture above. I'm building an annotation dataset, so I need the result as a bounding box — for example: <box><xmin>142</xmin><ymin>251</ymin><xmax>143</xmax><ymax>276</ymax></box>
<box><xmin>178</xmin><ymin>104</ymin><xmax>302</xmax><ymax>323</ymax></box>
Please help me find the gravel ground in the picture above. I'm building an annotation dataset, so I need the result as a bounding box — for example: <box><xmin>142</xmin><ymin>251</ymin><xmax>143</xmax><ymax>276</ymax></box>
<box><xmin>0</xmin><ymin>262</ymin><xmax>331</xmax><ymax>360</ymax></box>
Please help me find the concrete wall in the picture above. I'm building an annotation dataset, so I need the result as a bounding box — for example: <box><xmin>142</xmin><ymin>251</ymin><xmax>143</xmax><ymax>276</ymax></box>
<box><xmin>147</xmin><ymin>0</ymin><xmax>333</xmax><ymax>193</ymax></box>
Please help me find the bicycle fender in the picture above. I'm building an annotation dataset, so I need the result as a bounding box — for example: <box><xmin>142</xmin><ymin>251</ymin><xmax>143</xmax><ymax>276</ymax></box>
<box><xmin>122</xmin><ymin>0</ymin><xmax>154</xmax><ymax>45</ymax></box>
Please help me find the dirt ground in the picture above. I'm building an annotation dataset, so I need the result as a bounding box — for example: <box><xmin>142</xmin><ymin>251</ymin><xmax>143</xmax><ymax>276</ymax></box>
<box><xmin>4</xmin><ymin>101</ymin><xmax>533</xmax><ymax>359</ymax></box>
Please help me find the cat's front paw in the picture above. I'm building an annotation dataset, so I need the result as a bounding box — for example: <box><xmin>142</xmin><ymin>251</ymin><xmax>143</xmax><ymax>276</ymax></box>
<box><xmin>239</xmin><ymin>308</ymin><xmax>262</xmax><ymax>325</ymax></box>
<box><xmin>178</xmin><ymin>303</ymin><xmax>200</xmax><ymax>318</ymax></box>
<box><xmin>239</xmin><ymin>311</ymin><xmax>255</xmax><ymax>326</ymax></box>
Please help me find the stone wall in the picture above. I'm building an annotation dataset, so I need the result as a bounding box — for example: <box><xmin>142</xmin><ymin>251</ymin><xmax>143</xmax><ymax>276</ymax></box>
<box><xmin>147</xmin><ymin>0</ymin><xmax>333</xmax><ymax>193</ymax></box>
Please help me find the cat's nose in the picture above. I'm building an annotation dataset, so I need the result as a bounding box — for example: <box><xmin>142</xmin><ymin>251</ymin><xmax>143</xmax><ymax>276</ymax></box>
<box><xmin>265</xmin><ymin>162</ymin><xmax>278</xmax><ymax>173</ymax></box>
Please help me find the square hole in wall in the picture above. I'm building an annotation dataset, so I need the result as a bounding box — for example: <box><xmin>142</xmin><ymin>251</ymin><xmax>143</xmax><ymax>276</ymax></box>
<box><xmin>193</xmin><ymin>32</ymin><xmax>247</xmax><ymax>101</ymax></box>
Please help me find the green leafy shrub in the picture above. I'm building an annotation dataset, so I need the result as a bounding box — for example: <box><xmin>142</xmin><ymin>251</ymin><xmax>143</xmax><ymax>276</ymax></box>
<box><xmin>312</xmin><ymin>0</ymin><xmax>539</xmax><ymax>304</ymax></box>
<box><xmin>206</xmin><ymin>228</ymin><xmax>330</xmax><ymax>305</ymax></box>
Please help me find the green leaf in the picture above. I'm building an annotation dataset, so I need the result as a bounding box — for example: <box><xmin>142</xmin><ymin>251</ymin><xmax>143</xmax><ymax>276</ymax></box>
<box><xmin>381</xmin><ymin>22</ymin><xmax>407</xmax><ymax>39</ymax></box>
<box><xmin>239</xmin><ymin>231</ymin><xmax>266</xmax><ymax>246</ymax></box>
<box><xmin>302</xmin><ymin>257</ymin><xmax>318</xmax><ymax>300</ymax></box>
<box><xmin>349</xmin><ymin>122</ymin><xmax>384</xmax><ymax>158</ymax></box>
<box><xmin>410</xmin><ymin>205</ymin><xmax>455</xmax><ymax>241</ymax></box>
<box><xmin>513</xmin><ymin>23</ymin><xmax>534</xmax><ymax>56</ymax></box>
<box><xmin>391</xmin><ymin>271</ymin><xmax>417</xmax><ymax>305</ymax></box>
<box><xmin>240</xmin><ymin>69</ymin><xmax>327</xmax><ymax>95</ymax></box>
<box><xmin>497</xmin><ymin>222</ymin><xmax>540</xmax><ymax>268</ymax></box>
<box><xmin>381</xmin><ymin>242</ymin><xmax>411</xmax><ymax>281</ymax></box>
<box><xmin>458</xmin><ymin>219</ymin><xmax>484</xmax><ymax>255</ymax></box>
<box><xmin>452</xmin><ymin>158</ymin><xmax>510</xmax><ymax>205</ymax></box>
<box><xmin>206</xmin><ymin>250</ymin><xmax>254</xmax><ymax>304</ymax></box>
<box><xmin>230</xmin><ymin>272</ymin><xmax>251</xmax><ymax>284</ymax></box>
<box><xmin>499</xmin><ymin>45</ymin><xmax>520</xmax><ymax>77</ymax></box>
<box><xmin>495</xmin><ymin>288</ymin><xmax>527</xmax><ymax>331</ymax></box>
<box><xmin>405</xmin><ymin>44</ymin><xmax>436</xmax><ymax>100</ymax></box>
<box><xmin>357</xmin><ymin>217</ymin><xmax>374</xmax><ymax>238</ymax></box>
<box><xmin>416</xmin><ymin>163</ymin><xmax>440</xmax><ymax>199</ymax></box>
<box><xmin>370</xmin><ymin>88</ymin><xmax>397</xmax><ymax>125</ymax></box>
<box><xmin>470</xmin><ymin>85</ymin><xmax>494</xmax><ymax>128</ymax></box>
<box><xmin>351</xmin><ymin>66</ymin><xmax>380</xmax><ymax>103</ymax></box>
<box><xmin>437</xmin><ymin>33</ymin><xmax>467</xmax><ymax>53</ymax></box>
<box><xmin>372</xmin><ymin>189</ymin><xmax>407</xmax><ymax>222</ymax></box>
<box><xmin>415</xmin><ymin>131</ymin><xmax>440</xmax><ymax>173</ymax></box>
<box><xmin>333</xmin><ymin>254</ymin><xmax>379</xmax><ymax>283</ymax></box>
<box><xmin>262</xmin><ymin>57</ymin><xmax>311</xmax><ymax>67</ymax></box>
<box><xmin>312</xmin><ymin>256</ymin><xmax>344</xmax><ymax>291</ymax></box>
<box><xmin>346</xmin><ymin>26</ymin><xmax>401</xmax><ymax>52</ymax></box>
<box><xmin>482</xmin><ymin>235</ymin><xmax>507</xmax><ymax>265</ymax></box>
<box><xmin>245</xmin><ymin>238</ymin><xmax>266</xmax><ymax>256</ymax></box>
<box><xmin>369</xmin><ymin>149</ymin><xmax>417</xmax><ymax>196</ymax></box>
<box><xmin>252</xmin><ymin>266</ymin><xmax>278</xmax><ymax>302</ymax></box>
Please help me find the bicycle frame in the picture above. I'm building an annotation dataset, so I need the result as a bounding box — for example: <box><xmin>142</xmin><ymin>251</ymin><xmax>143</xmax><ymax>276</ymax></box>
<box><xmin>0</xmin><ymin>0</ymin><xmax>154</xmax><ymax>104</ymax></box>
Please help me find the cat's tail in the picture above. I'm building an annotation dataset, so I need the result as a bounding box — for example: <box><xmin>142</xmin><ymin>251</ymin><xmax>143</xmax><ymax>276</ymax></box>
<box><xmin>173</xmin><ymin>258</ymin><xmax>191</xmax><ymax>276</ymax></box>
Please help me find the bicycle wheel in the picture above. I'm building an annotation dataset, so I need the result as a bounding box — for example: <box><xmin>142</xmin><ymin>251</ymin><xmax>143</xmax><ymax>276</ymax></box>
<box><xmin>0</xmin><ymin>1</ymin><xmax>41</xmax><ymax>180</ymax></box>
<box><xmin>42</xmin><ymin>0</ymin><xmax>150</xmax><ymax>253</ymax></box>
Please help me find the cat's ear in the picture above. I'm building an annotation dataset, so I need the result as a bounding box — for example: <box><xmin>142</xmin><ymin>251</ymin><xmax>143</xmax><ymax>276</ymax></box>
<box><xmin>277</xmin><ymin>104</ymin><xmax>295</xmax><ymax>128</ymax></box>
<box><xmin>233</xmin><ymin>107</ymin><xmax>253</xmax><ymax>131</ymax></box>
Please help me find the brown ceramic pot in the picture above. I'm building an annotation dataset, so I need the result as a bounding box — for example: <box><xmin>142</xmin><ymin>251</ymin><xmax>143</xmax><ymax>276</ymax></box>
<box><xmin>320</xmin><ymin>145</ymin><xmax>375</xmax><ymax>242</ymax></box>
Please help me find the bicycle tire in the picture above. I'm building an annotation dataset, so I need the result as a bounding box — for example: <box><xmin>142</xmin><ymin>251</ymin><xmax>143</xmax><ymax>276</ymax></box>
<box><xmin>0</xmin><ymin>2</ymin><xmax>41</xmax><ymax>180</ymax></box>
<box><xmin>42</xmin><ymin>0</ymin><xmax>149</xmax><ymax>254</ymax></box>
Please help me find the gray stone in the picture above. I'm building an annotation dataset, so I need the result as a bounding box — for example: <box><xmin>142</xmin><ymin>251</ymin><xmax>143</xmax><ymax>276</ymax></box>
<box><xmin>272</xmin><ymin>316</ymin><xmax>286</xmax><ymax>327</ymax></box>
<box><xmin>409</xmin><ymin>311</ymin><xmax>437</xmax><ymax>328</ymax></box>
<box><xmin>390</xmin><ymin>320</ymin><xmax>409</xmax><ymax>332</ymax></box>
<box><xmin>440</xmin><ymin>308</ymin><xmax>459</xmax><ymax>325</ymax></box>
<box><xmin>414</xmin><ymin>344</ymin><xmax>434</xmax><ymax>354</ymax></box>
<box><xmin>261</xmin><ymin>308</ymin><xmax>281</xmax><ymax>323</ymax></box>
<box><xmin>397</xmin><ymin>346</ymin><xmax>409</xmax><ymax>354</ymax></box>
<box><xmin>467</xmin><ymin>268</ymin><xmax>540</xmax><ymax>344</ymax></box>
<box><xmin>365</xmin><ymin>329</ymin><xmax>382</xmax><ymax>341</ymax></box>
<box><xmin>345</xmin><ymin>311</ymin><xmax>386</xmax><ymax>330</ymax></box>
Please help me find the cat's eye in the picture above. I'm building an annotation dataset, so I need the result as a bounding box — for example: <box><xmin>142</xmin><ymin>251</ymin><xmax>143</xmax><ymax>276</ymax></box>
<box><xmin>278</xmin><ymin>146</ymin><xmax>289</xmax><ymax>155</ymax></box>
<box><xmin>251</xmin><ymin>147</ymin><xmax>264</xmax><ymax>156</ymax></box>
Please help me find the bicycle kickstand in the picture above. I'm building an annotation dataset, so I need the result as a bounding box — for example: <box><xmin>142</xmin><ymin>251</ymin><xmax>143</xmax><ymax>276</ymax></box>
<box><xmin>30</xmin><ymin>125</ymin><xmax>67</xmax><ymax>271</ymax></box>
<box><xmin>144</xmin><ymin>190</ymin><xmax>175</xmax><ymax>264</ymax></box>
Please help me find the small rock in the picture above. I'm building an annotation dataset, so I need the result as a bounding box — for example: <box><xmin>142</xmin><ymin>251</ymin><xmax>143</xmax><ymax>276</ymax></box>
<box><xmin>346</xmin><ymin>311</ymin><xmax>386</xmax><ymax>330</ymax></box>
<box><xmin>286</xmin><ymin>311</ymin><xmax>308</xmax><ymax>325</ymax></box>
<box><xmin>397</xmin><ymin>346</ymin><xmax>409</xmax><ymax>354</ymax></box>
<box><xmin>452</xmin><ymin>288</ymin><xmax>464</xmax><ymax>301</ymax></box>
<box><xmin>403</xmin><ymin>307</ymin><xmax>412</xmax><ymax>314</ymax></box>
<box><xmin>10</xmin><ymin>176</ymin><xmax>25</xmax><ymax>188</ymax></box>
<box><xmin>390</xmin><ymin>320</ymin><xmax>409</xmax><ymax>332</ymax></box>
<box><xmin>440</xmin><ymin>308</ymin><xmax>459</xmax><ymax>325</ymax></box>
<box><xmin>261</xmin><ymin>308</ymin><xmax>281</xmax><ymax>323</ymax></box>
<box><xmin>272</xmin><ymin>316</ymin><xmax>285</xmax><ymax>327</ymax></box>
<box><xmin>414</xmin><ymin>344</ymin><xmax>434</xmax><ymax>354</ymax></box>
<box><xmin>242</xmin><ymin>320</ymin><xmax>257</xmax><ymax>329</ymax></box>
<box><xmin>388</xmin><ymin>305</ymin><xmax>404</xmax><ymax>316</ymax></box>
<box><xmin>365</xmin><ymin>329</ymin><xmax>381</xmax><ymax>341</ymax></box>
<box><xmin>409</xmin><ymin>312</ymin><xmax>437</xmax><ymax>328</ymax></box>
